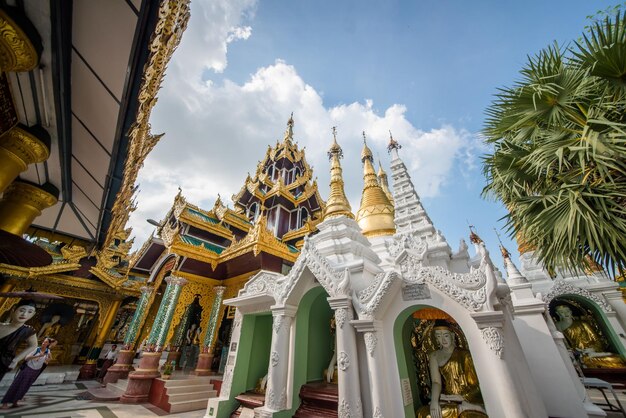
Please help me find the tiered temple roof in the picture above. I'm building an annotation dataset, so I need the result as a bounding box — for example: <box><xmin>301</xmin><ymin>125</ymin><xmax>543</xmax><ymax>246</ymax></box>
<box><xmin>130</xmin><ymin>116</ymin><xmax>325</xmax><ymax>282</ymax></box>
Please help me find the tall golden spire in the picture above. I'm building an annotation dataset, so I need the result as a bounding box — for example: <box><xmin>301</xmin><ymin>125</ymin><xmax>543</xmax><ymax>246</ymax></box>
<box><xmin>377</xmin><ymin>159</ymin><xmax>394</xmax><ymax>205</ymax></box>
<box><xmin>323</xmin><ymin>127</ymin><xmax>354</xmax><ymax>220</ymax></box>
<box><xmin>356</xmin><ymin>131</ymin><xmax>395</xmax><ymax>237</ymax></box>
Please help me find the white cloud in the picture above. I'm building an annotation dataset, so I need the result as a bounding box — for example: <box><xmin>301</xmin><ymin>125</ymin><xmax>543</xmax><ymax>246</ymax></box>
<box><xmin>127</xmin><ymin>1</ymin><xmax>482</xmax><ymax>247</ymax></box>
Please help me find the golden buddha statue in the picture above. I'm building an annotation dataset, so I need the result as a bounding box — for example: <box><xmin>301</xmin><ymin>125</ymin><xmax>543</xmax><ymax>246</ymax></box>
<box><xmin>417</xmin><ymin>322</ymin><xmax>487</xmax><ymax>418</ymax></box>
<box><xmin>553</xmin><ymin>304</ymin><xmax>625</xmax><ymax>369</ymax></box>
<box><xmin>38</xmin><ymin>314</ymin><xmax>62</xmax><ymax>339</ymax></box>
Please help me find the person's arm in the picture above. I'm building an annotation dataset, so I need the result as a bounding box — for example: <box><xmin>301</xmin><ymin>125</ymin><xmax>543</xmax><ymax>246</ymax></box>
<box><xmin>9</xmin><ymin>334</ymin><xmax>38</xmax><ymax>368</ymax></box>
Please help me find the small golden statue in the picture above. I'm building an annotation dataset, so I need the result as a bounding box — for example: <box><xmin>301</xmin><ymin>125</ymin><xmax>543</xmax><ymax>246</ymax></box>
<box><xmin>553</xmin><ymin>303</ymin><xmax>625</xmax><ymax>369</ymax></box>
<box><xmin>416</xmin><ymin>321</ymin><xmax>487</xmax><ymax>418</ymax></box>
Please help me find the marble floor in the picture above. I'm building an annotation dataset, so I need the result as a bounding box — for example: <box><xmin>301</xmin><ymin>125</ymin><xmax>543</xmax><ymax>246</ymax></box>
<box><xmin>0</xmin><ymin>381</ymin><xmax>205</xmax><ymax>418</ymax></box>
<box><xmin>0</xmin><ymin>379</ymin><xmax>624</xmax><ymax>417</ymax></box>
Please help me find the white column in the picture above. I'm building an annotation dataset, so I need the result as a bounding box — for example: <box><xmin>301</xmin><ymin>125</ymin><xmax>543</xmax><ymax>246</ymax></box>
<box><xmin>352</xmin><ymin>319</ymin><xmax>388</xmax><ymax>418</ymax></box>
<box><xmin>604</xmin><ymin>291</ymin><xmax>626</xmax><ymax>333</ymax></box>
<box><xmin>328</xmin><ymin>296</ymin><xmax>363</xmax><ymax>418</ymax></box>
<box><xmin>470</xmin><ymin>311</ymin><xmax>544</xmax><ymax>418</ymax></box>
<box><xmin>264</xmin><ymin>305</ymin><xmax>296</xmax><ymax>412</ymax></box>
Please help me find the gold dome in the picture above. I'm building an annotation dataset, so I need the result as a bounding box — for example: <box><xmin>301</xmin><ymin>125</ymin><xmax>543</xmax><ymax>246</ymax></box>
<box><xmin>323</xmin><ymin>127</ymin><xmax>353</xmax><ymax>220</ymax></box>
<box><xmin>356</xmin><ymin>133</ymin><xmax>395</xmax><ymax>236</ymax></box>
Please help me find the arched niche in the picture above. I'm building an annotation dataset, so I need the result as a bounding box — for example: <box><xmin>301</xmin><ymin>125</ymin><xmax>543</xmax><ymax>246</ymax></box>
<box><xmin>549</xmin><ymin>295</ymin><xmax>626</xmax><ymax>358</ymax></box>
<box><xmin>289</xmin><ymin>286</ymin><xmax>334</xmax><ymax>412</ymax></box>
<box><xmin>393</xmin><ymin>305</ymin><xmax>487</xmax><ymax>418</ymax></box>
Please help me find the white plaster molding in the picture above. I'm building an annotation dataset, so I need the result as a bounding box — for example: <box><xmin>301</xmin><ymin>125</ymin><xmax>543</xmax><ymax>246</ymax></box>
<box><xmin>239</xmin><ymin>271</ymin><xmax>283</xmax><ymax>298</ymax></box>
<box><xmin>364</xmin><ymin>331</ymin><xmax>377</xmax><ymax>356</ymax></box>
<box><xmin>354</xmin><ymin>271</ymin><xmax>399</xmax><ymax>318</ymax></box>
<box><xmin>373</xmin><ymin>406</ymin><xmax>383</xmax><ymax>418</ymax></box>
<box><xmin>421</xmin><ymin>265</ymin><xmax>488</xmax><ymax>311</ymax></box>
<box><xmin>270</xmin><ymin>351</ymin><xmax>279</xmax><ymax>367</ymax></box>
<box><xmin>272</xmin><ymin>315</ymin><xmax>284</xmax><ymax>334</ymax></box>
<box><xmin>480</xmin><ymin>326</ymin><xmax>504</xmax><ymax>358</ymax></box>
<box><xmin>276</xmin><ymin>237</ymin><xmax>346</xmax><ymax>303</ymax></box>
<box><xmin>542</xmin><ymin>280</ymin><xmax>613</xmax><ymax>313</ymax></box>
<box><xmin>338</xmin><ymin>351</ymin><xmax>350</xmax><ymax>371</ymax></box>
<box><xmin>267</xmin><ymin>387</ymin><xmax>286</xmax><ymax>410</ymax></box>
<box><xmin>336</xmin><ymin>308</ymin><xmax>347</xmax><ymax>329</ymax></box>
<box><xmin>339</xmin><ymin>399</ymin><xmax>352</xmax><ymax>418</ymax></box>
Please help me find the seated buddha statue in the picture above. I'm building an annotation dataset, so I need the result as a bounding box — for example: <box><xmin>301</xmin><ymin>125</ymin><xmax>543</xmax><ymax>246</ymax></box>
<box><xmin>417</xmin><ymin>322</ymin><xmax>487</xmax><ymax>418</ymax></box>
<box><xmin>38</xmin><ymin>315</ymin><xmax>62</xmax><ymax>339</ymax></box>
<box><xmin>554</xmin><ymin>304</ymin><xmax>625</xmax><ymax>369</ymax></box>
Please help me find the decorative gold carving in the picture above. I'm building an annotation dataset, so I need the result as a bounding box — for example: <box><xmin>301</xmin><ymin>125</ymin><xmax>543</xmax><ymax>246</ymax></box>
<box><xmin>0</xmin><ymin>181</ymin><xmax>58</xmax><ymax>236</ymax></box>
<box><xmin>0</xmin><ymin>9</ymin><xmax>39</xmax><ymax>72</ymax></box>
<box><xmin>165</xmin><ymin>281</ymin><xmax>216</xmax><ymax>346</ymax></box>
<box><xmin>0</xmin><ymin>125</ymin><xmax>49</xmax><ymax>166</ymax></box>
<box><xmin>60</xmin><ymin>244</ymin><xmax>88</xmax><ymax>263</ymax></box>
<box><xmin>99</xmin><ymin>0</ymin><xmax>190</xmax><ymax>254</ymax></box>
<box><xmin>219</xmin><ymin>215</ymin><xmax>299</xmax><ymax>263</ymax></box>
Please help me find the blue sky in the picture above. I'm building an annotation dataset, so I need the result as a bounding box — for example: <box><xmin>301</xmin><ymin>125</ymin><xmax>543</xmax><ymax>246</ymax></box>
<box><xmin>130</xmin><ymin>0</ymin><xmax>619</xmax><ymax>272</ymax></box>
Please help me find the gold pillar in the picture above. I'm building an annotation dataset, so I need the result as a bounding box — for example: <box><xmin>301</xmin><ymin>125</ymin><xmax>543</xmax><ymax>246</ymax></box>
<box><xmin>0</xmin><ymin>125</ymin><xmax>50</xmax><ymax>193</ymax></box>
<box><xmin>94</xmin><ymin>299</ymin><xmax>123</xmax><ymax>349</ymax></box>
<box><xmin>0</xmin><ymin>180</ymin><xmax>57</xmax><ymax>235</ymax></box>
<box><xmin>78</xmin><ymin>299</ymin><xmax>122</xmax><ymax>379</ymax></box>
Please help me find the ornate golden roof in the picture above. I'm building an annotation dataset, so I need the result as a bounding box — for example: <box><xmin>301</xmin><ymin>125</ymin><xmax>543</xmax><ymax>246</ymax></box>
<box><xmin>323</xmin><ymin>127</ymin><xmax>353</xmax><ymax>220</ymax></box>
<box><xmin>356</xmin><ymin>133</ymin><xmax>395</xmax><ymax>237</ymax></box>
<box><xmin>232</xmin><ymin>115</ymin><xmax>325</xmax><ymax>217</ymax></box>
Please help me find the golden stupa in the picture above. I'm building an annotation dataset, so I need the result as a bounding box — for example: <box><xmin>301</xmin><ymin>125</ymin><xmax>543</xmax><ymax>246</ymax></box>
<box><xmin>356</xmin><ymin>132</ymin><xmax>395</xmax><ymax>237</ymax></box>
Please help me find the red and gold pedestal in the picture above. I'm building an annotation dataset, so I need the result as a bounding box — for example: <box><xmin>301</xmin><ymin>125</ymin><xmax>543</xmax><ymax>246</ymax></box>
<box><xmin>120</xmin><ymin>352</ymin><xmax>161</xmax><ymax>403</ymax></box>
<box><xmin>194</xmin><ymin>353</ymin><xmax>214</xmax><ymax>376</ymax></box>
<box><xmin>102</xmin><ymin>350</ymin><xmax>136</xmax><ymax>385</ymax></box>
<box><xmin>78</xmin><ymin>360</ymin><xmax>98</xmax><ymax>380</ymax></box>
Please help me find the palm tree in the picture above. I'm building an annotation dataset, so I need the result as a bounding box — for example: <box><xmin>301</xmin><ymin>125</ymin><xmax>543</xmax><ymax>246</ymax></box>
<box><xmin>482</xmin><ymin>12</ymin><xmax>626</xmax><ymax>276</ymax></box>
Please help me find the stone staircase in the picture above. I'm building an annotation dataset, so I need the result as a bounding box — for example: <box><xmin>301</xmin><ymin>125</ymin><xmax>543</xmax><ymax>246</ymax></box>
<box><xmin>149</xmin><ymin>376</ymin><xmax>218</xmax><ymax>414</ymax></box>
<box><xmin>106</xmin><ymin>378</ymin><xmax>129</xmax><ymax>397</ymax></box>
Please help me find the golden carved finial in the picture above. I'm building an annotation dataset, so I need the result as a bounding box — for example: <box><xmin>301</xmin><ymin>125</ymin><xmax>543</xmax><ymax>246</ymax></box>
<box><xmin>361</xmin><ymin>131</ymin><xmax>373</xmax><ymax>162</ymax></box>
<box><xmin>387</xmin><ymin>130</ymin><xmax>401</xmax><ymax>153</ymax></box>
<box><xmin>494</xmin><ymin>228</ymin><xmax>510</xmax><ymax>259</ymax></box>
<box><xmin>324</xmin><ymin>127</ymin><xmax>353</xmax><ymax>220</ymax></box>
<box><xmin>468</xmin><ymin>225</ymin><xmax>483</xmax><ymax>244</ymax></box>
<box><xmin>284</xmin><ymin>113</ymin><xmax>294</xmax><ymax>142</ymax></box>
<box><xmin>356</xmin><ymin>133</ymin><xmax>395</xmax><ymax>237</ymax></box>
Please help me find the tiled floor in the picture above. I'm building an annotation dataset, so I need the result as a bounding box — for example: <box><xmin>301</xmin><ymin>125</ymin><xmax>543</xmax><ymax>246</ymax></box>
<box><xmin>0</xmin><ymin>379</ymin><xmax>624</xmax><ymax>417</ymax></box>
<box><xmin>0</xmin><ymin>381</ymin><xmax>205</xmax><ymax>418</ymax></box>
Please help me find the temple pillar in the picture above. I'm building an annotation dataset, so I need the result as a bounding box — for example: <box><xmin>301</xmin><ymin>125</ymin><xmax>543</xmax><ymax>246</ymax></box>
<box><xmin>0</xmin><ymin>125</ymin><xmax>49</xmax><ymax>194</ymax></box>
<box><xmin>121</xmin><ymin>276</ymin><xmax>187</xmax><ymax>403</ymax></box>
<box><xmin>195</xmin><ymin>285</ymin><xmax>226</xmax><ymax>376</ymax></box>
<box><xmin>257</xmin><ymin>305</ymin><xmax>296</xmax><ymax>414</ymax></box>
<box><xmin>78</xmin><ymin>298</ymin><xmax>123</xmax><ymax>380</ymax></box>
<box><xmin>0</xmin><ymin>180</ymin><xmax>58</xmax><ymax>235</ymax></box>
<box><xmin>328</xmin><ymin>296</ymin><xmax>363</xmax><ymax>418</ymax></box>
<box><xmin>103</xmin><ymin>286</ymin><xmax>152</xmax><ymax>385</ymax></box>
<box><xmin>351</xmin><ymin>320</ymin><xmax>389</xmax><ymax>417</ymax></box>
